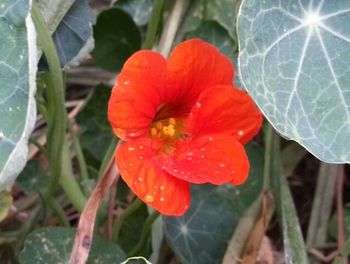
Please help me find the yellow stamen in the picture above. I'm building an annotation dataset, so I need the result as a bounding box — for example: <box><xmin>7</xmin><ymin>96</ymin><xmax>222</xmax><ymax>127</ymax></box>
<box><xmin>151</xmin><ymin>127</ymin><xmax>158</xmax><ymax>136</ymax></box>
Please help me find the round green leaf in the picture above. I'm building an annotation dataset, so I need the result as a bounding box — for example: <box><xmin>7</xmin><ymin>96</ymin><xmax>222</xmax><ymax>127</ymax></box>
<box><xmin>92</xmin><ymin>8</ymin><xmax>141</xmax><ymax>72</ymax></box>
<box><xmin>0</xmin><ymin>0</ymin><xmax>37</xmax><ymax>190</ymax></box>
<box><xmin>238</xmin><ymin>0</ymin><xmax>350</xmax><ymax>163</ymax></box>
<box><xmin>163</xmin><ymin>144</ymin><xmax>263</xmax><ymax>264</ymax></box>
<box><xmin>19</xmin><ymin>227</ymin><xmax>126</xmax><ymax>264</ymax></box>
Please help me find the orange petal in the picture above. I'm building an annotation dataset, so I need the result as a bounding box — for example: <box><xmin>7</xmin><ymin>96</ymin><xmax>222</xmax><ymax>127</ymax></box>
<box><xmin>165</xmin><ymin>39</ymin><xmax>234</xmax><ymax>110</ymax></box>
<box><xmin>162</xmin><ymin>135</ymin><xmax>249</xmax><ymax>185</ymax></box>
<box><xmin>108</xmin><ymin>51</ymin><xmax>166</xmax><ymax>140</ymax></box>
<box><xmin>187</xmin><ymin>85</ymin><xmax>263</xmax><ymax>144</ymax></box>
<box><xmin>116</xmin><ymin>138</ymin><xmax>190</xmax><ymax>216</ymax></box>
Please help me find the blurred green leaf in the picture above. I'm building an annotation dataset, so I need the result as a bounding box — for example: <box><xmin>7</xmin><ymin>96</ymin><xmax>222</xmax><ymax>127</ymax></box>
<box><xmin>76</xmin><ymin>84</ymin><xmax>114</xmax><ymax>162</ymax></box>
<box><xmin>19</xmin><ymin>227</ymin><xmax>126</xmax><ymax>263</ymax></box>
<box><xmin>0</xmin><ymin>0</ymin><xmax>37</xmax><ymax>190</ymax></box>
<box><xmin>205</xmin><ymin>0</ymin><xmax>241</xmax><ymax>41</ymax></box>
<box><xmin>16</xmin><ymin>160</ymin><xmax>49</xmax><ymax>194</ymax></box>
<box><xmin>40</xmin><ymin>0</ymin><xmax>96</xmax><ymax>69</ymax></box>
<box><xmin>185</xmin><ymin>21</ymin><xmax>236</xmax><ymax>58</ymax></box>
<box><xmin>116</xmin><ymin>0</ymin><xmax>153</xmax><ymax>26</ymax></box>
<box><xmin>118</xmin><ymin>204</ymin><xmax>150</xmax><ymax>254</ymax></box>
<box><xmin>163</xmin><ymin>143</ymin><xmax>264</xmax><ymax>264</ymax></box>
<box><xmin>92</xmin><ymin>8</ymin><xmax>141</xmax><ymax>72</ymax></box>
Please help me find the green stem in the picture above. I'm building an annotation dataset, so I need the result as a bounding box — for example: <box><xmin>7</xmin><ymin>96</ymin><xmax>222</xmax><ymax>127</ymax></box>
<box><xmin>32</xmin><ymin>3</ymin><xmax>66</xmax><ymax>195</ymax></box>
<box><xmin>332</xmin><ymin>237</ymin><xmax>350</xmax><ymax>264</ymax></box>
<box><xmin>112</xmin><ymin>198</ymin><xmax>143</xmax><ymax>241</ymax></box>
<box><xmin>28</xmin><ymin>138</ymin><xmax>47</xmax><ymax>156</ymax></box>
<box><xmin>128</xmin><ymin>211</ymin><xmax>160</xmax><ymax>256</ymax></box>
<box><xmin>142</xmin><ymin>0</ymin><xmax>164</xmax><ymax>49</ymax></box>
<box><xmin>32</xmin><ymin>3</ymin><xmax>87</xmax><ymax>213</ymax></box>
<box><xmin>67</xmin><ymin>120</ymin><xmax>89</xmax><ymax>182</ymax></box>
<box><xmin>98</xmin><ymin>137</ymin><xmax>118</xmax><ymax>177</ymax></box>
<box><xmin>59</xmin><ymin>139</ymin><xmax>87</xmax><ymax>212</ymax></box>
<box><xmin>263</xmin><ymin>124</ymin><xmax>273</xmax><ymax>191</ymax></box>
<box><xmin>40</xmin><ymin>194</ymin><xmax>70</xmax><ymax>226</ymax></box>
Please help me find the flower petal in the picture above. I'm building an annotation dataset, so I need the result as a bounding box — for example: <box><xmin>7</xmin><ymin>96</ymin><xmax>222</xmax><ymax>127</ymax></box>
<box><xmin>116</xmin><ymin>138</ymin><xmax>190</xmax><ymax>216</ymax></box>
<box><xmin>165</xmin><ymin>39</ymin><xmax>234</xmax><ymax>109</ymax></box>
<box><xmin>187</xmin><ymin>86</ymin><xmax>263</xmax><ymax>144</ymax></box>
<box><xmin>108</xmin><ymin>51</ymin><xmax>166</xmax><ymax>140</ymax></box>
<box><xmin>162</xmin><ymin>135</ymin><xmax>249</xmax><ymax>185</ymax></box>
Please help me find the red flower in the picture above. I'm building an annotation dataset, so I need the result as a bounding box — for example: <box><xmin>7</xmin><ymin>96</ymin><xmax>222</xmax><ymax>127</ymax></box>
<box><xmin>108</xmin><ymin>39</ymin><xmax>262</xmax><ymax>216</ymax></box>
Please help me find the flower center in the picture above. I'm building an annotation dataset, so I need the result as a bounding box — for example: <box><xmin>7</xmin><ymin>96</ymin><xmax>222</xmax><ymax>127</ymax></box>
<box><xmin>150</xmin><ymin>117</ymin><xmax>179</xmax><ymax>138</ymax></box>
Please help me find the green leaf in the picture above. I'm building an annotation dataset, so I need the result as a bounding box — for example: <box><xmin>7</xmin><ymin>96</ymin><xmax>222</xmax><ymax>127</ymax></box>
<box><xmin>118</xmin><ymin>204</ymin><xmax>150</xmax><ymax>254</ymax></box>
<box><xmin>0</xmin><ymin>189</ymin><xmax>12</xmax><ymax>222</ymax></box>
<box><xmin>92</xmin><ymin>8</ymin><xmax>141</xmax><ymax>72</ymax></box>
<box><xmin>185</xmin><ymin>21</ymin><xmax>236</xmax><ymax>59</ymax></box>
<box><xmin>205</xmin><ymin>0</ymin><xmax>242</xmax><ymax>41</ymax></box>
<box><xmin>238</xmin><ymin>0</ymin><xmax>350</xmax><ymax>163</ymax></box>
<box><xmin>0</xmin><ymin>0</ymin><xmax>37</xmax><ymax>190</ymax></box>
<box><xmin>19</xmin><ymin>227</ymin><xmax>126</xmax><ymax>264</ymax></box>
<box><xmin>163</xmin><ymin>143</ymin><xmax>264</xmax><ymax>264</ymax></box>
<box><xmin>116</xmin><ymin>0</ymin><xmax>153</xmax><ymax>26</ymax></box>
<box><xmin>16</xmin><ymin>160</ymin><xmax>49</xmax><ymax>194</ymax></box>
<box><xmin>36</xmin><ymin>0</ymin><xmax>75</xmax><ymax>33</ymax></box>
<box><xmin>40</xmin><ymin>0</ymin><xmax>96</xmax><ymax>69</ymax></box>
<box><xmin>76</xmin><ymin>84</ymin><xmax>114</xmax><ymax>162</ymax></box>
<box><xmin>271</xmin><ymin>133</ymin><xmax>308</xmax><ymax>264</ymax></box>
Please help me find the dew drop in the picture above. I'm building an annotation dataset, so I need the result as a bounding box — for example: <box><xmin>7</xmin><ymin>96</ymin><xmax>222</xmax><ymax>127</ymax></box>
<box><xmin>128</xmin><ymin>147</ymin><xmax>135</xmax><ymax>151</ymax></box>
<box><xmin>138</xmin><ymin>155</ymin><xmax>144</xmax><ymax>160</ymax></box>
<box><xmin>220</xmin><ymin>163</ymin><xmax>225</xmax><ymax>168</ymax></box>
<box><xmin>128</xmin><ymin>162</ymin><xmax>133</xmax><ymax>167</ymax></box>
<box><xmin>139</xmin><ymin>145</ymin><xmax>144</xmax><ymax>150</ymax></box>
<box><xmin>186</xmin><ymin>156</ymin><xmax>193</xmax><ymax>161</ymax></box>
<box><xmin>208</xmin><ymin>137</ymin><xmax>213</xmax><ymax>141</ymax></box>
<box><xmin>144</xmin><ymin>194</ymin><xmax>154</xmax><ymax>203</ymax></box>
<box><xmin>200</xmin><ymin>154</ymin><xmax>205</xmax><ymax>158</ymax></box>
<box><xmin>195</xmin><ymin>102</ymin><xmax>201</xmax><ymax>108</ymax></box>
<box><xmin>200</xmin><ymin>147</ymin><xmax>205</xmax><ymax>152</ymax></box>
<box><xmin>123</xmin><ymin>80</ymin><xmax>130</xmax><ymax>85</ymax></box>
<box><xmin>160</xmin><ymin>185</ymin><xmax>165</xmax><ymax>191</ymax></box>
<box><xmin>173</xmin><ymin>169</ymin><xmax>178</xmax><ymax>173</ymax></box>
<box><xmin>138</xmin><ymin>177</ymin><xmax>143</xmax><ymax>182</ymax></box>
<box><xmin>160</xmin><ymin>197</ymin><xmax>165</xmax><ymax>202</ymax></box>
<box><xmin>238</xmin><ymin>130</ymin><xmax>244</xmax><ymax>136</ymax></box>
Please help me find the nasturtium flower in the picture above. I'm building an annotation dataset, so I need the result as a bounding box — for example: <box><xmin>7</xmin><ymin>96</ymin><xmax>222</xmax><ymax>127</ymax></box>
<box><xmin>108</xmin><ymin>39</ymin><xmax>262</xmax><ymax>216</ymax></box>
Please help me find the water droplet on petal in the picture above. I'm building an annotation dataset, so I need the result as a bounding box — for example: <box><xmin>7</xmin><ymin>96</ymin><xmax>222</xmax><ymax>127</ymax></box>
<box><xmin>238</xmin><ymin>130</ymin><xmax>244</xmax><ymax>136</ymax></box>
<box><xmin>138</xmin><ymin>177</ymin><xmax>143</xmax><ymax>182</ymax></box>
<box><xmin>139</xmin><ymin>145</ymin><xmax>144</xmax><ymax>150</ymax></box>
<box><xmin>195</xmin><ymin>102</ymin><xmax>201</xmax><ymax>108</ymax></box>
<box><xmin>138</xmin><ymin>155</ymin><xmax>144</xmax><ymax>160</ymax></box>
<box><xmin>123</xmin><ymin>80</ymin><xmax>130</xmax><ymax>85</ymax></box>
<box><xmin>128</xmin><ymin>147</ymin><xmax>135</xmax><ymax>151</ymax></box>
<box><xmin>144</xmin><ymin>194</ymin><xmax>154</xmax><ymax>203</ymax></box>
<box><xmin>160</xmin><ymin>197</ymin><xmax>165</xmax><ymax>202</ymax></box>
<box><xmin>160</xmin><ymin>185</ymin><xmax>165</xmax><ymax>191</ymax></box>
<box><xmin>200</xmin><ymin>154</ymin><xmax>205</xmax><ymax>158</ymax></box>
<box><xmin>208</xmin><ymin>137</ymin><xmax>213</xmax><ymax>141</ymax></box>
<box><xmin>220</xmin><ymin>163</ymin><xmax>225</xmax><ymax>168</ymax></box>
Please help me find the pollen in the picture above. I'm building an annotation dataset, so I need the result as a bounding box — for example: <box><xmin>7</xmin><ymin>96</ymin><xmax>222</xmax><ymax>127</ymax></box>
<box><xmin>150</xmin><ymin>117</ymin><xmax>180</xmax><ymax>138</ymax></box>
